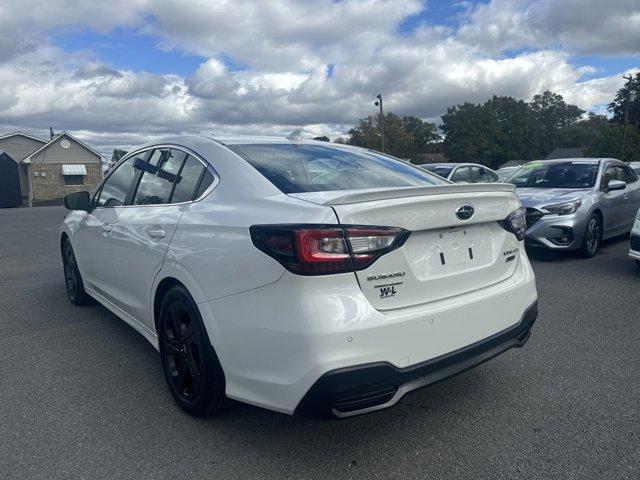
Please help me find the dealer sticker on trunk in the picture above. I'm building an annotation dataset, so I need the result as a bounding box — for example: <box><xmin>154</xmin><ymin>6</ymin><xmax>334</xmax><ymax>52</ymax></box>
<box><xmin>367</xmin><ymin>271</ymin><xmax>405</xmax><ymax>299</ymax></box>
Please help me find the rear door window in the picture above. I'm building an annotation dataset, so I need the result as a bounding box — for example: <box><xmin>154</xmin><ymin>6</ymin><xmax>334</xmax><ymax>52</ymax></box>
<box><xmin>132</xmin><ymin>148</ymin><xmax>186</xmax><ymax>205</ymax></box>
<box><xmin>227</xmin><ymin>144</ymin><xmax>446</xmax><ymax>194</ymax></box>
<box><xmin>172</xmin><ymin>155</ymin><xmax>207</xmax><ymax>203</ymax></box>
<box><xmin>450</xmin><ymin>166</ymin><xmax>472</xmax><ymax>183</ymax></box>
<box><xmin>194</xmin><ymin>169</ymin><xmax>215</xmax><ymax>199</ymax></box>
<box><xmin>470</xmin><ymin>166</ymin><xmax>497</xmax><ymax>183</ymax></box>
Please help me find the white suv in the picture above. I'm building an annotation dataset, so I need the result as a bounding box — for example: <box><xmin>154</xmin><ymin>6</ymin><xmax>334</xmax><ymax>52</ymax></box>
<box><xmin>60</xmin><ymin>136</ymin><xmax>538</xmax><ymax>418</ymax></box>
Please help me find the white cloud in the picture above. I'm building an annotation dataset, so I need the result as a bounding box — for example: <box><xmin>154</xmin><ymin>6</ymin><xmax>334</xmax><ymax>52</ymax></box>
<box><xmin>459</xmin><ymin>0</ymin><xmax>640</xmax><ymax>55</ymax></box>
<box><xmin>147</xmin><ymin>0</ymin><xmax>424</xmax><ymax>70</ymax></box>
<box><xmin>0</xmin><ymin>0</ymin><xmax>637</xmax><ymax>153</ymax></box>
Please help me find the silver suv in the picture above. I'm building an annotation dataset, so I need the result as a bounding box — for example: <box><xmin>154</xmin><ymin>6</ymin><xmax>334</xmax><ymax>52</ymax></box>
<box><xmin>505</xmin><ymin>158</ymin><xmax>640</xmax><ymax>257</ymax></box>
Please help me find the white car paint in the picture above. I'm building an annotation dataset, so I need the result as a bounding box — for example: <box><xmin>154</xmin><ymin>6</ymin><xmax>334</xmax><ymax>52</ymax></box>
<box><xmin>629</xmin><ymin>208</ymin><xmax>640</xmax><ymax>262</ymax></box>
<box><xmin>61</xmin><ymin>135</ymin><xmax>538</xmax><ymax>417</ymax></box>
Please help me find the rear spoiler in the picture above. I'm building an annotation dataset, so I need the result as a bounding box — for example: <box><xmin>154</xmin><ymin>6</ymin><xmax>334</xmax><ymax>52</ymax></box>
<box><xmin>324</xmin><ymin>184</ymin><xmax>517</xmax><ymax>205</ymax></box>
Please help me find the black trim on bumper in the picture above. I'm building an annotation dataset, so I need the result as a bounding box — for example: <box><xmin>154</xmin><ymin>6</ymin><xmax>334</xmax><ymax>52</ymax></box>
<box><xmin>295</xmin><ymin>301</ymin><xmax>538</xmax><ymax>419</ymax></box>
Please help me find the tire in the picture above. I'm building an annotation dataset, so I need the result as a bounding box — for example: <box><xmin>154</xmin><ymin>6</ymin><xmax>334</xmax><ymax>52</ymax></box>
<box><xmin>61</xmin><ymin>238</ymin><xmax>91</xmax><ymax>305</ymax></box>
<box><xmin>579</xmin><ymin>214</ymin><xmax>601</xmax><ymax>258</ymax></box>
<box><xmin>158</xmin><ymin>285</ymin><xmax>227</xmax><ymax>416</ymax></box>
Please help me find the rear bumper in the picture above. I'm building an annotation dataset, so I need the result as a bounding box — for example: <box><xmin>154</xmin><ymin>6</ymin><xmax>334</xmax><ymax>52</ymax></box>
<box><xmin>200</xmin><ymin>250</ymin><xmax>537</xmax><ymax>415</ymax></box>
<box><xmin>296</xmin><ymin>301</ymin><xmax>538</xmax><ymax>418</ymax></box>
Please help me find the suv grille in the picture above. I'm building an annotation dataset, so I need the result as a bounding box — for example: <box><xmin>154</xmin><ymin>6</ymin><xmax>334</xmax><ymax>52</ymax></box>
<box><xmin>525</xmin><ymin>208</ymin><xmax>545</xmax><ymax>229</ymax></box>
<box><xmin>631</xmin><ymin>234</ymin><xmax>640</xmax><ymax>252</ymax></box>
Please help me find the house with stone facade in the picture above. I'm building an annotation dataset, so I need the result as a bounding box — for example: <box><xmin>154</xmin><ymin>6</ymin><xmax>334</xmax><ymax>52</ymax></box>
<box><xmin>0</xmin><ymin>131</ymin><xmax>104</xmax><ymax>205</ymax></box>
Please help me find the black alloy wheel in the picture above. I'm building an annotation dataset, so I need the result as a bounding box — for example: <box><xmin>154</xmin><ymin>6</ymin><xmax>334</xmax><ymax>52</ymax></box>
<box><xmin>159</xmin><ymin>285</ymin><xmax>227</xmax><ymax>416</ymax></box>
<box><xmin>580</xmin><ymin>214</ymin><xmax>601</xmax><ymax>258</ymax></box>
<box><xmin>62</xmin><ymin>239</ymin><xmax>90</xmax><ymax>305</ymax></box>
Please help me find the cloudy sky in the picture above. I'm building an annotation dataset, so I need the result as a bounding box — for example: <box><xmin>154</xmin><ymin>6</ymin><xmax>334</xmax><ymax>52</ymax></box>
<box><xmin>0</xmin><ymin>0</ymin><xmax>638</xmax><ymax>156</ymax></box>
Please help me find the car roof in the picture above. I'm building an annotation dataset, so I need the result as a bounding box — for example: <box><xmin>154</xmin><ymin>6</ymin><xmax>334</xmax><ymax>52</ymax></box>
<box><xmin>211</xmin><ymin>134</ymin><xmax>358</xmax><ymax>147</ymax></box>
<box><xmin>423</xmin><ymin>163</ymin><xmax>488</xmax><ymax>168</ymax></box>
<box><xmin>527</xmin><ymin>158</ymin><xmax>606</xmax><ymax>164</ymax></box>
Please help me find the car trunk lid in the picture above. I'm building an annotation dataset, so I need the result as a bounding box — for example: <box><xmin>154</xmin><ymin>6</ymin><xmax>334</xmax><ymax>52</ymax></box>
<box><xmin>290</xmin><ymin>184</ymin><xmax>523</xmax><ymax>310</ymax></box>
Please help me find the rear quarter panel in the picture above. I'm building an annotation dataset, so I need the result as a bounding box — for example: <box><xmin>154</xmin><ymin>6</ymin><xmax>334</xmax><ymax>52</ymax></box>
<box><xmin>160</xmin><ymin>192</ymin><xmax>338</xmax><ymax>305</ymax></box>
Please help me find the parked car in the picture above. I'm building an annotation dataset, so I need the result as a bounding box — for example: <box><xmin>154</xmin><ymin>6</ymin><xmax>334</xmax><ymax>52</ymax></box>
<box><xmin>629</xmin><ymin>208</ymin><xmax>640</xmax><ymax>269</ymax></box>
<box><xmin>504</xmin><ymin>158</ymin><xmax>640</xmax><ymax>257</ymax></box>
<box><xmin>497</xmin><ymin>166</ymin><xmax>521</xmax><ymax>182</ymax></box>
<box><xmin>420</xmin><ymin>163</ymin><xmax>500</xmax><ymax>183</ymax></box>
<box><xmin>60</xmin><ymin>136</ymin><xmax>538</xmax><ymax>419</ymax></box>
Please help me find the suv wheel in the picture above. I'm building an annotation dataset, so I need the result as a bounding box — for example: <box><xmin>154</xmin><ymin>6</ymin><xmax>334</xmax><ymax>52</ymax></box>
<box><xmin>579</xmin><ymin>214</ymin><xmax>601</xmax><ymax>258</ymax></box>
<box><xmin>62</xmin><ymin>238</ymin><xmax>91</xmax><ymax>305</ymax></box>
<box><xmin>158</xmin><ymin>285</ymin><xmax>227</xmax><ymax>416</ymax></box>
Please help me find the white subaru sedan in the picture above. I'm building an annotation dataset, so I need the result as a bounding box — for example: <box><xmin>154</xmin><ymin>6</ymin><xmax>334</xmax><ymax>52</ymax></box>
<box><xmin>60</xmin><ymin>136</ymin><xmax>538</xmax><ymax>418</ymax></box>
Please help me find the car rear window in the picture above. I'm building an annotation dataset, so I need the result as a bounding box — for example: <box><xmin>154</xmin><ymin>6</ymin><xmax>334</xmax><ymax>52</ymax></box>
<box><xmin>227</xmin><ymin>144</ymin><xmax>447</xmax><ymax>193</ymax></box>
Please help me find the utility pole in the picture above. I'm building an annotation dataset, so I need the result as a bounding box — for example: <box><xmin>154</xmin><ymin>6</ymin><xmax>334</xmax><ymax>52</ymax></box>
<box><xmin>621</xmin><ymin>74</ymin><xmax>635</xmax><ymax>162</ymax></box>
<box><xmin>374</xmin><ymin>94</ymin><xmax>384</xmax><ymax>153</ymax></box>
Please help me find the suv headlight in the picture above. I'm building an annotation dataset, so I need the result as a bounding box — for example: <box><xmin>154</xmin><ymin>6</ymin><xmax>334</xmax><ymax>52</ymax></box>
<box><xmin>498</xmin><ymin>206</ymin><xmax>527</xmax><ymax>241</ymax></box>
<box><xmin>543</xmin><ymin>199</ymin><xmax>582</xmax><ymax>215</ymax></box>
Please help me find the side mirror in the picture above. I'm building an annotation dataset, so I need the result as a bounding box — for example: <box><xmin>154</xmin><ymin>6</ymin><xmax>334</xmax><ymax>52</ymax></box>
<box><xmin>64</xmin><ymin>191</ymin><xmax>92</xmax><ymax>212</ymax></box>
<box><xmin>606</xmin><ymin>179</ymin><xmax>626</xmax><ymax>192</ymax></box>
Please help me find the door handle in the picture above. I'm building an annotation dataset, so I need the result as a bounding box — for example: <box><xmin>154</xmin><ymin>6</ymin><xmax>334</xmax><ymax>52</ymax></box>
<box><xmin>102</xmin><ymin>223</ymin><xmax>112</xmax><ymax>233</ymax></box>
<box><xmin>147</xmin><ymin>227</ymin><xmax>166</xmax><ymax>239</ymax></box>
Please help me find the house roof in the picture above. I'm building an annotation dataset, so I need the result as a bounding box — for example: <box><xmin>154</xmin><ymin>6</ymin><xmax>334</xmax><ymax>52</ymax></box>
<box><xmin>0</xmin><ymin>131</ymin><xmax>47</xmax><ymax>144</ymax></box>
<box><xmin>21</xmin><ymin>131</ymin><xmax>105</xmax><ymax>163</ymax></box>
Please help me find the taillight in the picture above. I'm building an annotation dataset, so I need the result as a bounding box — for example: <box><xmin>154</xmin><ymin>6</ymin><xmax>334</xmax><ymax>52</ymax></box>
<box><xmin>250</xmin><ymin>224</ymin><xmax>409</xmax><ymax>275</ymax></box>
<box><xmin>498</xmin><ymin>206</ymin><xmax>527</xmax><ymax>241</ymax></box>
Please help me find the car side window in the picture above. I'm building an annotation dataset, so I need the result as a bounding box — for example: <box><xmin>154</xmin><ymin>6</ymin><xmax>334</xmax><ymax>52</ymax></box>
<box><xmin>195</xmin><ymin>169</ymin><xmax>215</xmax><ymax>199</ymax></box>
<box><xmin>471</xmin><ymin>166</ymin><xmax>497</xmax><ymax>183</ymax></box>
<box><xmin>619</xmin><ymin>165</ymin><xmax>638</xmax><ymax>184</ymax></box>
<box><xmin>132</xmin><ymin>148</ymin><xmax>187</xmax><ymax>205</ymax></box>
<box><xmin>171</xmin><ymin>155</ymin><xmax>209</xmax><ymax>203</ymax></box>
<box><xmin>95</xmin><ymin>156</ymin><xmax>139</xmax><ymax>207</ymax></box>
<box><xmin>601</xmin><ymin>165</ymin><xmax>619</xmax><ymax>189</ymax></box>
<box><xmin>450</xmin><ymin>166</ymin><xmax>472</xmax><ymax>183</ymax></box>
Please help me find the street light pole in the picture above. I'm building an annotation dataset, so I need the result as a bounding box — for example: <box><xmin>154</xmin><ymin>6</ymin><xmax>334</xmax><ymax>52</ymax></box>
<box><xmin>375</xmin><ymin>94</ymin><xmax>384</xmax><ymax>153</ymax></box>
<box><xmin>621</xmin><ymin>74</ymin><xmax>635</xmax><ymax>162</ymax></box>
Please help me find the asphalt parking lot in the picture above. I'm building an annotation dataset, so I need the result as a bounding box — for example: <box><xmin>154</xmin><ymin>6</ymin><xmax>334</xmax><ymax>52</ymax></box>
<box><xmin>1</xmin><ymin>206</ymin><xmax>639</xmax><ymax>480</ymax></box>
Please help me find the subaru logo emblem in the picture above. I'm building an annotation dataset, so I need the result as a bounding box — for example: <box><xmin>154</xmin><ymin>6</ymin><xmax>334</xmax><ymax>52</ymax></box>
<box><xmin>456</xmin><ymin>205</ymin><xmax>475</xmax><ymax>220</ymax></box>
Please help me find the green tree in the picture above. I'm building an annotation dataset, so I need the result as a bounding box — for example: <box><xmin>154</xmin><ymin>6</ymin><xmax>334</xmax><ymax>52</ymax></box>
<box><xmin>608</xmin><ymin>73</ymin><xmax>640</xmax><ymax>131</ymax></box>
<box><xmin>529</xmin><ymin>90</ymin><xmax>584</xmax><ymax>154</ymax></box>
<box><xmin>313</xmin><ymin>136</ymin><xmax>330</xmax><ymax>142</ymax></box>
<box><xmin>402</xmin><ymin>115</ymin><xmax>441</xmax><ymax>157</ymax></box>
<box><xmin>558</xmin><ymin>113</ymin><xmax>608</xmax><ymax>148</ymax></box>
<box><xmin>441</xmin><ymin>102</ymin><xmax>498</xmax><ymax>166</ymax></box>
<box><xmin>441</xmin><ymin>96</ymin><xmax>540</xmax><ymax>168</ymax></box>
<box><xmin>111</xmin><ymin>149</ymin><xmax>127</xmax><ymax>162</ymax></box>
<box><xmin>347</xmin><ymin>112</ymin><xmax>439</xmax><ymax>160</ymax></box>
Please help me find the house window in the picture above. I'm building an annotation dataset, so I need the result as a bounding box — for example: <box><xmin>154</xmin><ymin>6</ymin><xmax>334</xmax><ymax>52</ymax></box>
<box><xmin>64</xmin><ymin>175</ymin><xmax>84</xmax><ymax>185</ymax></box>
<box><xmin>61</xmin><ymin>164</ymin><xmax>87</xmax><ymax>186</ymax></box>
